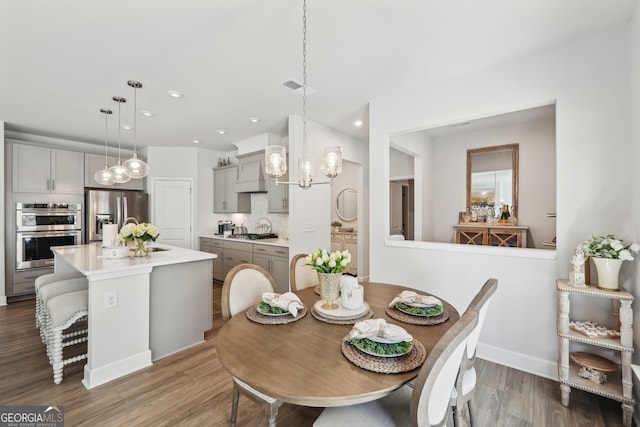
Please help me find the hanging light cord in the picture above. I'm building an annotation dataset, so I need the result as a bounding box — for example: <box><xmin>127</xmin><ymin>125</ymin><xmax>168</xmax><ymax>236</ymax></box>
<box><xmin>104</xmin><ymin>111</ymin><xmax>109</xmax><ymax>162</ymax></box>
<box><xmin>302</xmin><ymin>0</ymin><xmax>308</xmax><ymax>163</ymax></box>
<box><xmin>133</xmin><ymin>85</ymin><xmax>137</xmax><ymax>153</ymax></box>
<box><xmin>117</xmin><ymin>100</ymin><xmax>122</xmax><ymax>162</ymax></box>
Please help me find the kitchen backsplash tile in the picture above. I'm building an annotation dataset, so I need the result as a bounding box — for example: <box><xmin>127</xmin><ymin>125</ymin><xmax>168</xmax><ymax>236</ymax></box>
<box><xmin>223</xmin><ymin>193</ymin><xmax>288</xmax><ymax>236</ymax></box>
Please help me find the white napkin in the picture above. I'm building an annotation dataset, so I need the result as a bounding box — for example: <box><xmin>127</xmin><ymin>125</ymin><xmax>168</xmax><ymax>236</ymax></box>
<box><xmin>262</xmin><ymin>292</ymin><xmax>304</xmax><ymax>317</ymax></box>
<box><xmin>347</xmin><ymin>318</ymin><xmax>413</xmax><ymax>343</ymax></box>
<box><xmin>341</xmin><ymin>275</ymin><xmax>359</xmax><ymax>290</ymax></box>
<box><xmin>388</xmin><ymin>290</ymin><xmax>442</xmax><ymax>308</ymax></box>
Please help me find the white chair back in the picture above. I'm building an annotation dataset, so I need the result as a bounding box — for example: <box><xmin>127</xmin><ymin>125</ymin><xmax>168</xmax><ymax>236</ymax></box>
<box><xmin>464</xmin><ymin>278</ymin><xmax>497</xmax><ymax>359</ymax></box>
<box><xmin>412</xmin><ymin>309</ymin><xmax>479</xmax><ymax>426</ymax></box>
<box><xmin>290</xmin><ymin>253</ymin><xmax>318</xmax><ymax>292</ymax></box>
<box><xmin>222</xmin><ymin>264</ymin><xmax>276</xmax><ymax>320</ymax></box>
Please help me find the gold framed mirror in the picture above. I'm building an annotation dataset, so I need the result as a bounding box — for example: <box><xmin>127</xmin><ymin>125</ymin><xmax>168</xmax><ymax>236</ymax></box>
<box><xmin>466</xmin><ymin>143</ymin><xmax>519</xmax><ymax>218</ymax></box>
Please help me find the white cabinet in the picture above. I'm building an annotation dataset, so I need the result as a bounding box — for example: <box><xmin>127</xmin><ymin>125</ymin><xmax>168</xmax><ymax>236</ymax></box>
<box><xmin>267</xmin><ymin>171</ymin><xmax>289</xmax><ymax>213</ymax></box>
<box><xmin>331</xmin><ymin>232</ymin><xmax>357</xmax><ymax>275</ymax></box>
<box><xmin>253</xmin><ymin>244</ymin><xmax>289</xmax><ymax>293</ymax></box>
<box><xmin>13</xmin><ymin>144</ymin><xmax>84</xmax><ymax>194</ymax></box>
<box><xmin>199</xmin><ymin>237</ymin><xmax>224</xmax><ymax>282</ymax></box>
<box><xmin>214</xmin><ymin>166</ymin><xmax>250</xmax><ymax>213</ymax></box>
<box><xmin>85</xmin><ymin>153</ymin><xmax>145</xmax><ymax>190</ymax></box>
<box><xmin>556</xmin><ymin>279</ymin><xmax>634</xmax><ymax>426</ymax></box>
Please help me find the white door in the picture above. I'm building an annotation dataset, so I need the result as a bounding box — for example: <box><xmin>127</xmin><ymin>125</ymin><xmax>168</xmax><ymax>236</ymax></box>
<box><xmin>390</xmin><ymin>181</ymin><xmax>403</xmax><ymax>236</ymax></box>
<box><xmin>153</xmin><ymin>179</ymin><xmax>193</xmax><ymax>249</ymax></box>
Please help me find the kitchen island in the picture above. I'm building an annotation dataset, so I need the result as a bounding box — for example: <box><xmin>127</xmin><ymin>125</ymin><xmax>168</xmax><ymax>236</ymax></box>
<box><xmin>52</xmin><ymin>243</ymin><xmax>215</xmax><ymax>389</ymax></box>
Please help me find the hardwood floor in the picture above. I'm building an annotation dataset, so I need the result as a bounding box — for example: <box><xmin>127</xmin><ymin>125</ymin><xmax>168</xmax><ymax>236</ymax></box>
<box><xmin>0</xmin><ymin>283</ymin><xmax>630</xmax><ymax>426</ymax></box>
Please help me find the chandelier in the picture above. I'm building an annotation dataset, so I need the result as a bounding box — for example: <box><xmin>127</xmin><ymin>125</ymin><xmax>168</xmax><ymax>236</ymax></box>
<box><xmin>265</xmin><ymin>0</ymin><xmax>342</xmax><ymax>189</ymax></box>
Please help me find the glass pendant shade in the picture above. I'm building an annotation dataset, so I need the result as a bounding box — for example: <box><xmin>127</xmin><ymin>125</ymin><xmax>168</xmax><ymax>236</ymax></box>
<box><xmin>123</xmin><ymin>80</ymin><xmax>150</xmax><ymax>179</ymax></box>
<box><xmin>94</xmin><ymin>165</ymin><xmax>114</xmax><ymax>185</ymax></box>
<box><xmin>123</xmin><ymin>152</ymin><xmax>149</xmax><ymax>179</ymax></box>
<box><xmin>95</xmin><ymin>108</ymin><xmax>114</xmax><ymax>185</ymax></box>
<box><xmin>298</xmin><ymin>156</ymin><xmax>313</xmax><ymax>188</ymax></box>
<box><xmin>109</xmin><ymin>96</ymin><xmax>131</xmax><ymax>184</ymax></box>
<box><xmin>265</xmin><ymin>145</ymin><xmax>287</xmax><ymax>177</ymax></box>
<box><xmin>321</xmin><ymin>145</ymin><xmax>342</xmax><ymax>178</ymax></box>
<box><xmin>109</xmin><ymin>160</ymin><xmax>131</xmax><ymax>184</ymax></box>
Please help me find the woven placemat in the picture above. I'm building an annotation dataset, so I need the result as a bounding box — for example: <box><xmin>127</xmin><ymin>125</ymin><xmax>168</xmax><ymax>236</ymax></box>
<box><xmin>311</xmin><ymin>307</ymin><xmax>374</xmax><ymax>325</ymax></box>
<box><xmin>385</xmin><ymin>306</ymin><xmax>449</xmax><ymax>326</ymax></box>
<box><xmin>341</xmin><ymin>339</ymin><xmax>427</xmax><ymax>374</ymax></box>
<box><xmin>246</xmin><ymin>305</ymin><xmax>307</xmax><ymax>325</ymax></box>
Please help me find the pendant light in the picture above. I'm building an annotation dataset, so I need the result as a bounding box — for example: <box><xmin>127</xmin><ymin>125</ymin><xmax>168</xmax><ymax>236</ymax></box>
<box><xmin>94</xmin><ymin>108</ymin><xmax>114</xmax><ymax>185</ymax></box>
<box><xmin>265</xmin><ymin>0</ymin><xmax>342</xmax><ymax>189</ymax></box>
<box><xmin>108</xmin><ymin>96</ymin><xmax>131</xmax><ymax>184</ymax></box>
<box><xmin>122</xmin><ymin>80</ymin><xmax>150</xmax><ymax>178</ymax></box>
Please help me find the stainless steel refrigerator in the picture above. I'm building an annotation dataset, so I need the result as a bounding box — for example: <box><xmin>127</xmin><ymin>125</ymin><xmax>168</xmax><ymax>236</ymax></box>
<box><xmin>85</xmin><ymin>189</ymin><xmax>149</xmax><ymax>243</ymax></box>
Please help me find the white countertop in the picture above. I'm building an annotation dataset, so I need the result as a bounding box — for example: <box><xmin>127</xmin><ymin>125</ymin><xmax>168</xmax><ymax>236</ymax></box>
<box><xmin>200</xmin><ymin>235</ymin><xmax>289</xmax><ymax>248</ymax></box>
<box><xmin>52</xmin><ymin>243</ymin><xmax>216</xmax><ymax>276</ymax></box>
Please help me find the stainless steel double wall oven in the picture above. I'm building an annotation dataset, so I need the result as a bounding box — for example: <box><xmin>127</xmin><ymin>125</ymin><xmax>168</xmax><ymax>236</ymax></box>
<box><xmin>15</xmin><ymin>202</ymin><xmax>82</xmax><ymax>270</ymax></box>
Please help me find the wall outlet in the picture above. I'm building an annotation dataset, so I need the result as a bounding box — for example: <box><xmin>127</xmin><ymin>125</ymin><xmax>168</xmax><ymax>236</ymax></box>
<box><xmin>104</xmin><ymin>291</ymin><xmax>118</xmax><ymax>309</ymax></box>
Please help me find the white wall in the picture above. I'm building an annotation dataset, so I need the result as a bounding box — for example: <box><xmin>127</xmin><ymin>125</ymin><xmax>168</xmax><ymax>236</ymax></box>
<box><xmin>630</xmin><ymin>2</ymin><xmax>640</xmax><ymax>364</ymax></box>
<box><xmin>370</xmin><ymin>25</ymin><xmax>632</xmax><ymax>379</ymax></box>
<box><xmin>288</xmin><ymin>114</ymin><xmax>369</xmax><ymax>278</ymax></box>
<box><xmin>432</xmin><ymin>118</ymin><xmax>556</xmax><ymax>248</ymax></box>
<box><xmin>0</xmin><ymin>121</ymin><xmax>5</xmax><ymax>306</ymax></box>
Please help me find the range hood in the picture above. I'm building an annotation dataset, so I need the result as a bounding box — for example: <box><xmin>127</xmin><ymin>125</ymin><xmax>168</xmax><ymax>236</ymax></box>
<box><xmin>234</xmin><ymin>155</ymin><xmax>267</xmax><ymax>193</ymax></box>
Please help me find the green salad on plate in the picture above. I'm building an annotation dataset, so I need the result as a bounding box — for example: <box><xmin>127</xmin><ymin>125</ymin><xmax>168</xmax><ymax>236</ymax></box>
<box><xmin>350</xmin><ymin>337</ymin><xmax>412</xmax><ymax>356</ymax></box>
<box><xmin>256</xmin><ymin>301</ymin><xmax>289</xmax><ymax>315</ymax></box>
<box><xmin>395</xmin><ymin>302</ymin><xmax>443</xmax><ymax>317</ymax></box>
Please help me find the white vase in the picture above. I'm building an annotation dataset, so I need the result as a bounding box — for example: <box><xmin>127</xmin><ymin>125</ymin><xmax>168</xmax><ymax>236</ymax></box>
<box><xmin>592</xmin><ymin>257</ymin><xmax>623</xmax><ymax>290</ymax></box>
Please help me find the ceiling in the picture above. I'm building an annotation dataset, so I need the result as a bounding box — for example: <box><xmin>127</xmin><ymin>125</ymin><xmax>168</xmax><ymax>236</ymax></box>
<box><xmin>0</xmin><ymin>0</ymin><xmax>636</xmax><ymax>152</ymax></box>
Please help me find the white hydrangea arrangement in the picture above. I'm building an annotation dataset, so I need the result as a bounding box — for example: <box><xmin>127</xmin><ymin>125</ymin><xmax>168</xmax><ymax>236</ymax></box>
<box><xmin>581</xmin><ymin>235</ymin><xmax>640</xmax><ymax>261</ymax></box>
<box><xmin>119</xmin><ymin>222</ymin><xmax>160</xmax><ymax>243</ymax></box>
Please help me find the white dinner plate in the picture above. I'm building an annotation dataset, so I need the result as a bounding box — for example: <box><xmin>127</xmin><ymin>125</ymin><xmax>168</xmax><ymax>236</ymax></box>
<box><xmin>314</xmin><ymin>300</ymin><xmax>369</xmax><ymax>320</ymax></box>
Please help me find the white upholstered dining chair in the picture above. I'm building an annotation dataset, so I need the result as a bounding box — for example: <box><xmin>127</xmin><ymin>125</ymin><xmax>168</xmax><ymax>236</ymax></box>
<box><xmin>450</xmin><ymin>278</ymin><xmax>498</xmax><ymax>427</ymax></box>
<box><xmin>289</xmin><ymin>253</ymin><xmax>318</xmax><ymax>293</ymax></box>
<box><xmin>313</xmin><ymin>308</ymin><xmax>479</xmax><ymax>427</ymax></box>
<box><xmin>221</xmin><ymin>264</ymin><xmax>282</xmax><ymax>427</ymax></box>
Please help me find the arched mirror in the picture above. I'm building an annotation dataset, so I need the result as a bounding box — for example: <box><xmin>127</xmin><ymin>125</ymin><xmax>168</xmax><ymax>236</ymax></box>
<box><xmin>336</xmin><ymin>188</ymin><xmax>357</xmax><ymax>221</ymax></box>
<box><xmin>466</xmin><ymin>143</ymin><xmax>519</xmax><ymax>218</ymax></box>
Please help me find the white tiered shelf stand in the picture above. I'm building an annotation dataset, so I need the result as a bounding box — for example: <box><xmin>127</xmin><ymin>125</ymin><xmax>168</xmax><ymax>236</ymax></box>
<box><xmin>556</xmin><ymin>279</ymin><xmax>634</xmax><ymax>426</ymax></box>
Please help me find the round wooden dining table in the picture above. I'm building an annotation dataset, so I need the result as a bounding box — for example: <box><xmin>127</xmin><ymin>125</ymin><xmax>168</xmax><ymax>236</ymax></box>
<box><xmin>216</xmin><ymin>282</ymin><xmax>460</xmax><ymax>407</ymax></box>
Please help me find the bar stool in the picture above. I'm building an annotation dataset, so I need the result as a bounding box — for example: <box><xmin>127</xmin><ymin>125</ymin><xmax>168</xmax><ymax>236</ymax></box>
<box><xmin>34</xmin><ymin>271</ymin><xmax>83</xmax><ymax>329</ymax></box>
<box><xmin>45</xmin><ymin>289</ymin><xmax>88</xmax><ymax>384</ymax></box>
<box><xmin>38</xmin><ymin>277</ymin><xmax>88</xmax><ymax>344</ymax></box>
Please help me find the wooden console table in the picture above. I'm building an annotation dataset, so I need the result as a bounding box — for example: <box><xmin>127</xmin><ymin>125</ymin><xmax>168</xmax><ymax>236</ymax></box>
<box><xmin>453</xmin><ymin>223</ymin><xmax>528</xmax><ymax>248</ymax></box>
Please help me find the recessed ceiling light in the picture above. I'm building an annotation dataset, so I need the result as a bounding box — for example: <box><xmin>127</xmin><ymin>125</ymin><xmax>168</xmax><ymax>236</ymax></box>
<box><xmin>140</xmin><ymin>110</ymin><xmax>153</xmax><ymax>117</ymax></box>
<box><xmin>217</xmin><ymin>130</ymin><xmax>226</xmax><ymax>135</ymax></box>
<box><xmin>167</xmin><ymin>90</ymin><xmax>183</xmax><ymax>99</ymax></box>
<box><xmin>121</xmin><ymin>124</ymin><xmax>132</xmax><ymax>130</ymax></box>
<box><xmin>354</xmin><ymin>120</ymin><xmax>363</xmax><ymax>127</ymax></box>
<box><xmin>192</xmin><ymin>139</ymin><xmax>200</xmax><ymax>144</ymax></box>
<box><xmin>248</xmin><ymin>117</ymin><xmax>260</xmax><ymax>123</ymax></box>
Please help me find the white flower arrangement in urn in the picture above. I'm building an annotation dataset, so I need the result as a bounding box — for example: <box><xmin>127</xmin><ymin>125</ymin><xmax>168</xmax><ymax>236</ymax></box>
<box><xmin>119</xmin><ymin>223</ymin><xmax>160</xmax><ymax>257</ymax></box>
<box><xmin>580</xmin><ymin>235</ymin><xmax>640</xmax><ymax>290</ymax></box>
<box><xmin>306</xmin><ymin>248</ymin><xmax>351</xmax><ymax>309</ymax></box>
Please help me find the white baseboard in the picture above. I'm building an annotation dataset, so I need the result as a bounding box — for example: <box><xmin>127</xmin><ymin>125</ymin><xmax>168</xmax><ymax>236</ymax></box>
<box><xmin>0</xmin><ymin>296</ymin><xmax>6</xmax><ymax>306</ymax></box>
<box><xmin>477</xmin><ymin>342</ymin><xmax>558</xmax><ymax>380</ymax></box>
<box><xmin>82</xmin><ymin>350</ymin><xmax>152</xmax><ymax>389</ymax></box>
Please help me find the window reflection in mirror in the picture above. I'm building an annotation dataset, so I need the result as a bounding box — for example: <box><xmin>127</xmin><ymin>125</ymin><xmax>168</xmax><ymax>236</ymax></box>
<box><xmin>467</xmin><ymin>144</ymin><xmax>518</xmax><ymax>219</ymax></box>
<box><xmin>389</xmin><ymin>104</ymin><xmax>556</xmax><ymax>249</ymax></box>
